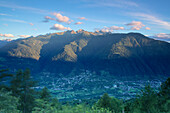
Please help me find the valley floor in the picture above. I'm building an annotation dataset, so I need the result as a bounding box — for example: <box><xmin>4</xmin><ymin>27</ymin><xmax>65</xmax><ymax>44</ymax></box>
<box><xmin>35</xmin><ymin>70</ymin><xmax>164</xmax><ymax>100</ymax></box>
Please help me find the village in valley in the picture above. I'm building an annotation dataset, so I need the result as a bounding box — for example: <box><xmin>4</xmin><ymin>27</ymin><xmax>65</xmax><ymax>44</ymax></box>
<box><xmin>36</xmin><ymin>70</ymin><xmax>163</xmax><ymax>100</ymax></box>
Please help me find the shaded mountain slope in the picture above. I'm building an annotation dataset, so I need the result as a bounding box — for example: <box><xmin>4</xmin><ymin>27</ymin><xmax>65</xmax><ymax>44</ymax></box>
<box><xmin>0</xmin><ymin>40</ymin><xmax>12</xmax><ymax>48</ymax></box>
<box><xmin>0</xmin><ymin>30</ymin><xmax>170</xmax><ymax>77</ymax></box>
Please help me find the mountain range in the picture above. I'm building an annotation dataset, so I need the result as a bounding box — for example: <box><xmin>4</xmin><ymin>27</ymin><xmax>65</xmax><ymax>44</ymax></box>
<box><xmin>0</xmin><ymin>29</ymin><xmax>170</xmax><ymax>78</ymax></box>
<box><xmin>0</xmin><ymin>39</ymin><xmax>12</xmax><ymax>48</ymax></box>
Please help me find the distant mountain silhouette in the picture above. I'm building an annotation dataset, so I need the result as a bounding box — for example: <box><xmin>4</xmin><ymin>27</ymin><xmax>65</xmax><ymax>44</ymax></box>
<box><xmin>0</xmin><ymin>39</ymin><xmax>12</xmax><ymax>48</ymax></box>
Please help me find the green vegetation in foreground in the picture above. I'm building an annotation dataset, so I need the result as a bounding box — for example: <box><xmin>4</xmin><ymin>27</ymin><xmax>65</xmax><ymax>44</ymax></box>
<box><xmin>0</xmin><ymin>69</ymin><xmax>169</xmax><ymax>113</ymax></box>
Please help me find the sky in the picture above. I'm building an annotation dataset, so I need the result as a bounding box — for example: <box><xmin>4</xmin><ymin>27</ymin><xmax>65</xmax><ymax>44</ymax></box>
<box><xmin>0</xmin><ymin>0</ymin><xmax>170</xmax><ymax>41</ymax></box>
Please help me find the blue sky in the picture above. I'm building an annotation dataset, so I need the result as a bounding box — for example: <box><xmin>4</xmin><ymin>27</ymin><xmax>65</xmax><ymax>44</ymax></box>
<box><xmin>0</xmin><ymin>0</ymin><xmax>170</xmax><ymax>40</ymax></box>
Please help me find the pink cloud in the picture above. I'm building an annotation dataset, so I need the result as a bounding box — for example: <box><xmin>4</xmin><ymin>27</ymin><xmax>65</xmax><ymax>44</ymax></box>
<box><xmin>0</xmin><ymin>33</ymin><xmax>14</xmax><ymax>37</ymax></box>
<box><xmin>129</xmin><ymin>13</ymin><xmax>170</xmax><ymax>30</ymax></box>
<box><xmin>50</xmin><ymin>24</ymin><xmax>71</xmax><ymax>31</ymax></box>
<box><xmin>75</xmin><ymin>22</ymin><xmax>83</xmax><ymax>25</ymax></box>
<box><xmin>52</xmin><ymin>13</ymin><xmax>71</xmax><ymax>24</ymax></box>
<box><xmin>45</xmin><ymin>16</ymin><xmax>56</xmax><ymax>20</ymax></box>
<box><xmin>96</xmin><ymin>25</ymin><xmax>125</xmax><ymax>33</ymax></box>
<box><xmin>126</xmin><ymin>21</ymin><xmax>143</xmax><ymax>26</ymax></box>
<box><xmin>43</xmin><ymin>13</ymin><xmax>72</xmax><ymax>24</ymax></box>
<box><xmin>131</xmin><ymin>26</ymin><xmax>141</xmax><ymax>30</ymax></box>
<box><xmin>155</xmin><ymin>33</ymin><xmax>170</xmax><ymax>39</ymax></box>
<box><xmin>18</xmin><ymin>35</ymin><xmax>31</xmax><ymax>38</ymax></box>
<box><xmin>29</xmin><ymin>23</ymin><xmax>34</xmax><ymax>26</ymax></box>
<box><xmin>110</xmin><ymin>26</ymin><xmax>124</xmax><ymax>30</ymax></box>
<box><xmin>126</xmin><ymin>21</ymin><xmax>145</xmax><ymax>30</ymax></box>
<box><xmin>43</xmin><ymin>16</ymin><xmax>56</xmax><ymax>22</ymax></box>
<box><xmin>78</xmin><ymin>17</ymin><xmax>88</xmax><ymax>20</ymax></box>
<box><xmin>145</xmin><ymin>27</ymin><xmax>151</xmax><ymax>30</ymax></box>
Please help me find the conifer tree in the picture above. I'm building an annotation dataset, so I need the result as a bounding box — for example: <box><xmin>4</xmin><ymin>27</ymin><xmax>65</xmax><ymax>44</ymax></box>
<box><xmin>131</xmin><ymin>85</ymin><xmax>159</xmax><ymax>113</ymax></box>
<box><xmin>96</xmin><ymin>93</ymin><xmax>123</xmax><ymax>112</ymax></box>
<box><xmin>158</xmin><ymin>78</ymin><xmax>170</xmax><ymax>112</ymax></box>
<box><xmin>0</xmin><ymin>69</ymin><xmax>13</xmax><ymax>90</ymax></box>
<box><xmin>40</xmin><ymin>87</ymin><xmax>51</xmax><ymax>101</ymax></box>
<box><xmin>96</xmin><ymin>93</ymin><xmax>111</xmax><ymax>110</ymax></box>
<box><xmin>10</xmin><ymin>69</ymin><xmax>37</xmax><ymax>113</ymax></box>
<box><xmin>0</xmin><ymin>89</ymin><xmax>19</xmax><ymax>113</ymax></box>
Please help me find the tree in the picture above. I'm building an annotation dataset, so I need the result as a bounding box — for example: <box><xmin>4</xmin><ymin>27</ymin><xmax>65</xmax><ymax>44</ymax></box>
<box><xmin>110</xmin><ymin>97</ymin><xmax>123</xmax><ymax>113</ymax></box>
<box><xmin>0</xmin><ymin>69</ymin><xmax>13</xmax><ymax>79</ymax></box>
<box><xmin>0</xmin><ymin>69</ymin><xmax>13</xmax><ymax>90</ymax></box>
<box><xmin>96</xmin><ymin>93</ymin><xmax>111</xmax><ymax>110</ymax></box>
<box><xmin>32</xmin><ymin>99</ymin><xmax>55</xmax><ymax>113</ymax></box>
<box><xmin>40</xmin><ymin>87</ymin><xmax>51</xmax><ymax>101</ymax></box>
<box><xmin>0</xmin><ymin>89</ymin><xmax>19</xmax><ymax>113</ymax></box>
<box><xmin>124</xmin><ymin>99</ymin><xmax>135</xmax><ymax>113</ymax></box>
<box><xmin>96</xmin><ymin>93</ymin><xmax>123</xmax><ymax>112</ymax></box>
<box><xmin>158</xmin><ymin>78</ymin><xmax>170</xmax><ymax>112</ymax></box>
<box><xmin>10</xmin><ymin>69</ymin><xmax>37</xmax><ymax>113</ymax></box>
<box><xmin>131</xmin><ymin>85</ymin><xmax>160</xmax><ymax>113</ymax></box>
<box><xmin>33</xmin><ymin>97</ymin><xmax>61</xmax><ymax>113</ymax></box>
<box><xmin>10</xmin><ymin>69</ymin><xmax>23</xmax><ymax>97</ymax></box>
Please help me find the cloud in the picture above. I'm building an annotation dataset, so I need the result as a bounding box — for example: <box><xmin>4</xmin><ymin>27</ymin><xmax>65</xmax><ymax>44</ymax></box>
<box><xmin>29</xmin><ymin>23</ymin><xmax>34</xmax><ymax>26</ymax></box>
<box><xmin>119</xmin><ymin>0</ymin><xmax>138</xmax><ymax>7</ymax></box>
<box><xmin>154</xmin><ymin>33</ymin><xmax>170</xmax><ymax>39</ymax></box>
<box><xmin>78</xmin><ymin>17</ymin><xmax>88</xmax><ymax>20</ymax></box>
<box><xmin>84</xmin><ymin>0</ymin><xmax>138</xmax><ymax>8</ymax></box>
<box><xmin>75</xmin><ymin>22</ymin><xmax>83</xmax><ymax>25</ymax></box>
<box><xmin>126</xmin><ymin>21</ymin><xmax>143</xmax><ymax>26</ymax></box>
<box><xmin>145</xmin><ymin>27</ymin><xmax>151</xmax><ymax>30</ymax></box>
<box><xmin>43</xmin><ymin>13</ymin><xmax>72</xmax><ymax>24</ymax></box>
<box><xmin>0</xmin><ymin>33</ymin><xmax>14</xmax><ymax>37</ymax></box>
<box><xmin>43</xmin><ymin>16</ymin><xmax>56</xmax><ymax>22</ymax></box>
<box><xmin>126</xmin><ymin>21</ymin><xmax>145</xmax><ymax>30</ymax></box>
<box><xmin>0</xmin><ymin>13</ymin><xmax>9</xmax><ymax>16</ymax></box>
<box><xmin>129</xmin><ymin>13</ymin><xmax>170</xmax><ymax>30</ymax></box>
<box><xmin>2</xmin><ymin>18</ymin><xmax>27</xmax><ymax>23</ymax></box>
<box><xmin>130</xmin><ymin>26</ymin><xmax>141</xmax><ymax>30</ymax></box>
<box><xmin>52</xmin><ymin>13</ymin><xmax>71</xmax><ymax>24</ymax></box>
<box><xmin>3</xmin><ymin>24</ymin><xmax>8</xmax><ymax>26</ymax></box>
<box><xmin>50</xmin><ymin>24</ymin><xmax>71</xmax><ymax>31</ymax></box>
<box><xmin>87</xmin><ymin>18</ymin><xmax>123</xmax><ymax>24</ymax></box>
<box><xmin>0</xmin><ymin>13</ymin><xmax>12</xmax><ymax>16</ymax></box>
<box><xmin>0</xmin><ymin>34</ymin><xmax>31</xmax><ymax>39</ymax></box>
<box><xmin>45</xmin><ymin>16</ymin><xmax>55</xmax><ymax>20</ymax></box>
<box><xmin>2</xmin><ymin>18</ymin><xmax>34</xmax><ymax>26</ymax></box>
<box><xmin>0</xmin><ymin>13</ymin><xmax>7</xmax><ymax>16</ymax></box>
<box><xmin>0</xmin><ymin>1</ymin><xmax>49</xmax><ymax>14</ymax></box>
<box><xmin>97</xmin><ymin>29</ymin><xmax>110</xmax><ymax>33</ymax></box>
<box><xmin>67</xmin><ymin>20</ymin><xmax>74</xmax><ymax>24</ymax></box>
<box><xmin>151</xmin><ymin>33</ymin><xmax>170</xmax><ymax>42</ymax></box>
<box><xmin>109</xmin><ymin>26</ymin><xmax>125</xmax><ymax>30</ymax></box>
<box><xmin>96</xmin><ymin>25</ymin><xmax>125</xmax><ymax>32</ymax></box>
<box><xmin>18</xmin><ymin>35</ymin><xmax>31</xmax><ymax>38</ymax></box>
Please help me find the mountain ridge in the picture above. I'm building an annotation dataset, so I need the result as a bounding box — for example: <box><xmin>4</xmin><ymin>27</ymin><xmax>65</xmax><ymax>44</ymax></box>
<box><xmin>0</xmin><ymin>30</ymin><xmax>170</xmax><ymax>77</ymax></box>
<box><xmin>0</xmin><ymin>39</ymin><xmax>12</xmax><ymax>48</ymax></box>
